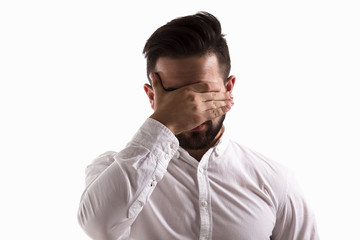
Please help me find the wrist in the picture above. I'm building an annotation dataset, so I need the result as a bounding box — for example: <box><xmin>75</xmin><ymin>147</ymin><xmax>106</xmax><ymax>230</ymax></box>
<box><xmin>149</xmin><ymin>113</ymin><xmax>176</xmax><ymax>134</ymax></box>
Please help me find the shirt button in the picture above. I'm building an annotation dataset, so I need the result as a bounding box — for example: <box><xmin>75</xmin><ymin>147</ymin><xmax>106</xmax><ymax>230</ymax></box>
<box><xmin>164</xmin><ymin>153</ymin><xmax>170</xmax><ymax>160</ymax></box>
<box><xmin>137</xmin><ymin>200</ymin><xmax>144</xmax><ymax>207</ymax></box>
<box><xmin>170</xmin><ymin>142</ymin><xmax>177</xmax><ymax>149</ymax></box>
<box><xmin>201</xmin><ymin>201</ymin><xmax>208</xmax><ymax>207</ymax></box>
<box><xmin>199</xmin><ymin>167</ymin><xmax>204</xmax><ymax>174</ymax></box>
<box><xmin>150</xmin><ymin>180</ymin><xmax>156</xmax><ymax>187</ymax></box>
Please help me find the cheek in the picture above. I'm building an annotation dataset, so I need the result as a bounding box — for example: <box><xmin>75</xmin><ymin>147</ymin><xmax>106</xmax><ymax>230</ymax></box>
<box><xmin>209</xmin><ymin>117</ymin><xmax>220</xmax><ymax>127</ymax></box>
<box><xmin>212</xmin><ymin>114</ymin><xmax>226</xmax><ymax>126</ymax></box>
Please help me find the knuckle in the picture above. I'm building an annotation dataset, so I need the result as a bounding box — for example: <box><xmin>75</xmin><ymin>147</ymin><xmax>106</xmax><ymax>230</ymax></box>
<box><xmin>186</xmin><ymin>92</ymin><xmax>198</xmax><ymax>102</ymax></box>
<box><xmin>192</xmin><ymin>103</ymin><xmax>199</xmax><ymax>111</ymax></box>
<box><xmin>203</xmin><ymin>82</ymin><xmax>212</xmax><ymax>91</ymax></box>
<box><xmin>211</xmin><ymin>100</ymin><xmax>217</xmax><ymax>106</ymax></box>
<box><xmin>212</xmin><ymin>109</ymin><xmax>219</xmax><ymax>117</ymax></box>
<box><xmin>187</xmin><ymin>93</ymin><xmax>196</xmax><ymax>102</ymax></box>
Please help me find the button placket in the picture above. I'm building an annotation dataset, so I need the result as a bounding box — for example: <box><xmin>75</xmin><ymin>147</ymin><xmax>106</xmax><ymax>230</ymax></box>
<box><xmin>197</xmin><ymin>160</ymin><xmax>211</xmax><ymax>240</ymax></box>
<box><xmin>170</xmin><ymin>142</ymin><xmax>177</xmax><ymax>150</ymax></box>
<box><xmin>150</xmin><ymin>176</ymin><xmax>157</xmax><ymax>187</ymax></box>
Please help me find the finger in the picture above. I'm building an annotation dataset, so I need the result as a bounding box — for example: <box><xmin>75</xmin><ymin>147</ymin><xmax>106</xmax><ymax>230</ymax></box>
<box><xmin>201</xmin><ymin>91</ymin><xmax>232</xmax><ymax>102</ymax></box>
<box><xmin>150</xmin><ymin>72</ymin><xmax>165</xmax><ymax>96</ymax></box>
<box><xmin>202</xmin><ymin>100</ymin><xmax>233</xmax><ymax>111</ymax></box>
<box><xmin>186</xmin><ymin>81</ymin><xmax>222</xmax><ymax>93</ymax></box>
<box><xmin>203</xmin><ymin>104</ymin><xmax>232</xmax><ymax>120</ymax></box>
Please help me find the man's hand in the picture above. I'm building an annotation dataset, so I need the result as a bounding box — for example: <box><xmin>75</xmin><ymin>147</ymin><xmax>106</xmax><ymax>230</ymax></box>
<box><xmin>149</xmin><ymin>72</ymin><xmax>233</xmax><ymax>135</ymax></box>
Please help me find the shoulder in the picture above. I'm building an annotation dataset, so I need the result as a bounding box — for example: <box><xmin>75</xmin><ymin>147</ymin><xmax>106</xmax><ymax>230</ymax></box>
<box><xmin>227</xmin><ymin>140</ymin><xmax>289</xmax><ymax>182</ymax></box>
<box><xmin>226</xmin><ymin>139</ymin><xmax>290</xmax><ymax>208</ymax></box>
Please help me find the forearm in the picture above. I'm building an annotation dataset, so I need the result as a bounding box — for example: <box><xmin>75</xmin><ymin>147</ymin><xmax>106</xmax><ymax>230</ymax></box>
<box><xmin>77</xmin><ymin>118</ymin><xmax>179</xmax><ymax>239</ymax></box>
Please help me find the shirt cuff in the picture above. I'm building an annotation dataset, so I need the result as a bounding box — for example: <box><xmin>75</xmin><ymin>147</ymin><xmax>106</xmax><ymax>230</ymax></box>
<box><xmin>130</xmin><ymin>118</ymin><xmax>179</xmax><ymax>168</ymax></box>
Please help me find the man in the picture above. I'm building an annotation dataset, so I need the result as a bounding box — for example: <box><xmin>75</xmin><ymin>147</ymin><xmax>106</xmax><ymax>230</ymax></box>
<box><xmin>78</xmin><ymin>11</ymin><xmax>319</xmax><ymax>240</ymax></box>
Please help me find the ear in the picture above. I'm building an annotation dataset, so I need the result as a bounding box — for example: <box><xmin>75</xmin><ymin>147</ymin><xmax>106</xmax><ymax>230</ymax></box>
<box><xmin>143</xmin><ymin>83</ymin><xmax>155</xmax><ymax>110</ymax></box>
<box><xmin>225</xmin><ymin>75</ymin><xmax>236</xmax><ymax>93</ymax></box>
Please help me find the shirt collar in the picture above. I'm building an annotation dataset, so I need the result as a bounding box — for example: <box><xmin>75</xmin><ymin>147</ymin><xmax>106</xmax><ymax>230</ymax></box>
<box><xmin>212</xmin><ymin>127</ymin><xmax>229</xmax><ymax>158</ymax></box>
<box><xmin>176</xmin><ymin>126</ymin><xmax>230</xmax><ymax>165</ymax></box>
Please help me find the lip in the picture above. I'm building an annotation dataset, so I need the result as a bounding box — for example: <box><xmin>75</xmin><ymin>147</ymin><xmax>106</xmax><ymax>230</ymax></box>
<box><xmin>189</xmin><ymin>123</ymin><xmax>206</xmax><ymax>132</ymax></box>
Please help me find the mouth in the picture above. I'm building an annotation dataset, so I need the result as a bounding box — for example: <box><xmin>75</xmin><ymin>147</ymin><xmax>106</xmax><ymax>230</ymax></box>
<box><xmin>189</xmin><ymin>123</ymin><xmax>207</xmax><ymax>132</ymax></box>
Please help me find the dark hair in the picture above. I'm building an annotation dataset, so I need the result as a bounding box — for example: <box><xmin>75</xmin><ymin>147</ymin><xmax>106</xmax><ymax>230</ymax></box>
<box><xmin>143</xmin><ymin>11</ymin><xmax>231</xmax><ymax>84</ymax></box>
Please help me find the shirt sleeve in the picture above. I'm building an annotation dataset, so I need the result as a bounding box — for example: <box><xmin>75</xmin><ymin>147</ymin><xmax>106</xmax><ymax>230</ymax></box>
<box><xmin>77</xmin><ymin>118</ymin><xmax>179</xmax><ymax>240</ymax></box>
<box><xmin>271</xmin><ymin>170</ymin><xmax>320</xmax><ymax>240</ymax></box>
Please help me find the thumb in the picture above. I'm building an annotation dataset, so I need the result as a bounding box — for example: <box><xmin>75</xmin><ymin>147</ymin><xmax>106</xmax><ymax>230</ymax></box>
<box><xmin>150</xmin><ymin>72</ymin><xmax>165</xmax><ymax>96</ymax></box>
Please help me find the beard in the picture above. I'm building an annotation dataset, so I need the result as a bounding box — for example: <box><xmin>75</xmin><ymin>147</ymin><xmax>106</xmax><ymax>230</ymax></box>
<box><xmin>176</xmin><ymin>115</ymin><xmax>226</xmax><ymax>151</ymax></box>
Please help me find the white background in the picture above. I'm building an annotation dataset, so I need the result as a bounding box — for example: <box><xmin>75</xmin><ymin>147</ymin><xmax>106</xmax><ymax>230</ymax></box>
<box><xmin>0</xmin><ymin>0</ymin><xmax>359</xmax><ymax>239</ymax></box>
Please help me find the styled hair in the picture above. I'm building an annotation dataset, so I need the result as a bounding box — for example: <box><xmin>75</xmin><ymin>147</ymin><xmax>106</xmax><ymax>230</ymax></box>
<box><xmin>143</xmin><ymin>11</ymin><xmax>231</xmax><ymax>84</ymax></box>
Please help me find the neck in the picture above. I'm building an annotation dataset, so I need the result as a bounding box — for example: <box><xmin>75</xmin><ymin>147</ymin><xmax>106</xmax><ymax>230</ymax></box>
<box><xmin>187</xmin><ymin>126</ymin><xmax>225</xmax><ymax>161</ymax></box>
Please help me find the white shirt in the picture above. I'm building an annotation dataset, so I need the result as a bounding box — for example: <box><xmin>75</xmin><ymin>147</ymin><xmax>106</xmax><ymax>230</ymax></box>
<box><xmin>78</xmin><ymin>118</ymin><xmax>319</xmax><ymax>240</ymax></box>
